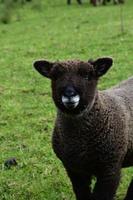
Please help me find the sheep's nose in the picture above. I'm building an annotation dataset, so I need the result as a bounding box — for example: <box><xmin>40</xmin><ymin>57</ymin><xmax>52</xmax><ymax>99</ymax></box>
<box><xmin>62</xmin><ymin>86</ymin><xmax>80</xmax><ymax>109</ymax></box>
<box><xmin>63</xmin><ymin>86</ymin><xmax>77</xmax><ymax>98</ymax></box>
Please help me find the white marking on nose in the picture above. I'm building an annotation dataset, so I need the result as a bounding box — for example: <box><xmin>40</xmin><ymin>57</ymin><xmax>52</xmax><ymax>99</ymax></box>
<box><xmin>71</xmin><ymin>95</ymin><xmax>80</xmax><ymax>103</ymax></box>
<box><xmin>62</xmin><ymin>95</ymin><xmax>80</xmax><ymax>108</ymax></box>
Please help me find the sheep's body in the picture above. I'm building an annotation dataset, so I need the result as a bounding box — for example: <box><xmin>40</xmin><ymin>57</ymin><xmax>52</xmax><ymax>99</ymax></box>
<box><xmin>106</xmin><ymin>77</ymin><xmax>133</xmax><ymax>168</ymax></box>
<box><xmin>52</xmin><ymin>77</ymin><xmax>133</xmax><ymax>200</ymax></box>
<box><xmin>53</xmin><ymin>77</ymin><xmax>133</xmax><ymax>171</ymax></box>
<box><xmin>34</xmin><ymin>58</ymin><xmax>133</xmax><ymax>200</ymax></box>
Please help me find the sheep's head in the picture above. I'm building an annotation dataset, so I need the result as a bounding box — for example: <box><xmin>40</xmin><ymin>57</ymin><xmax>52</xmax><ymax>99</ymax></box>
<box><xmin>34</xmin><ymin>57</ymin><xmax>113</xmax><ymax>115</ymax></box>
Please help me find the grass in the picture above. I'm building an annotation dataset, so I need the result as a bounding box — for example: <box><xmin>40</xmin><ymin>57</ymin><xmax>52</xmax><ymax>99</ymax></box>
<box><xmin>0</xmin><ymin>0</ymin><xmax>133</xmax><ymax>199</ymax></box>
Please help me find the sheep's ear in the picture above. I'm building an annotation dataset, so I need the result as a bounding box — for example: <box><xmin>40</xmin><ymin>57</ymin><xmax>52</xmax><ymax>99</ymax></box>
<box><xmin>33</xmin><ymin>60</ymin><xmax>53</xmax><ymax>78</ymax></box>
<box><xmin>89</xmin><ymin>57</ymin><xmax>113</xmax><ymax>77</ymax></box>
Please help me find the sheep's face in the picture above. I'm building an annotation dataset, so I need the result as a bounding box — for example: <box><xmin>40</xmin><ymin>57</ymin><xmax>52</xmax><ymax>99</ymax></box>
<box><xmin>34</xmin><ymin>57</ymin><xmax>113</xmax><ymax>115</ymax></box>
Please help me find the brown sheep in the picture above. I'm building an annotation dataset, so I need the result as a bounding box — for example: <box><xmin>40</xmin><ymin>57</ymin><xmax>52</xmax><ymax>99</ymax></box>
<box><xmin>102</xmin><ymin>0</ymin><xmax>124</xmax><ymax>5</ymax></box>
<box><xmin>67</xmin><ymin>0</ymin><xmax>82</xmax><ymax>5</ymax></box>
<box><xmin>34</xmin><ymin>57</ymin><xmax>133</xmax><ymax>200</ymax></box>
<box><xmin>67</xmin><ymin>0</ymin><xmax>124</xmax><ymax>5</ymax></box>
<box><xmin>67</xmin><ymin>0</ymin><xmax>102</xmax><ymax>6</ymax></box>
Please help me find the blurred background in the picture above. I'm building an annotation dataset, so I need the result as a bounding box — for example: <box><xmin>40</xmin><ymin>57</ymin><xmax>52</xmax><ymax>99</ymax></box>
<box><xmin>0</xmin><ymin>0</ymin><xmax>133</xmax><ymax>199</ymax></box>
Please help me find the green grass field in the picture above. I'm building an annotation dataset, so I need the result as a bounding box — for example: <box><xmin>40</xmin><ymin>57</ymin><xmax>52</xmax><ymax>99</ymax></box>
<box><xmin>0</xmin><ymin>0</ymin><xmax>133</xmax><ymax>199</ymax></box>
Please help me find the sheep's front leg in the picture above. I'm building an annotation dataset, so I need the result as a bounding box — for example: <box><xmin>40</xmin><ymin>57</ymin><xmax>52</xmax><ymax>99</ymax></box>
<box><xmin>93</xmin><ymin>170</ymin><xmax>121</xmax><ymax>200</ymax></box>
<box><xmin>67</xmin><ymin>170</ymin><xmax>92</xmax><ymax>200</ymax></box>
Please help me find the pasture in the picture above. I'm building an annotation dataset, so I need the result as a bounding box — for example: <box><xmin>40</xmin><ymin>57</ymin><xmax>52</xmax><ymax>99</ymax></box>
<box><xmin>0</xmin><ymin>0</ymin><xmax>133</xmax><ymax>199</ymax></box>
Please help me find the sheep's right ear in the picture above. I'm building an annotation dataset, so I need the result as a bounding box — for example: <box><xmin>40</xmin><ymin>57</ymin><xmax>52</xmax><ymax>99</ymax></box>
<box><xmin>33</xmin><ymin>60</ymin><xmax>53</xmax><ymax>78</ymax></box>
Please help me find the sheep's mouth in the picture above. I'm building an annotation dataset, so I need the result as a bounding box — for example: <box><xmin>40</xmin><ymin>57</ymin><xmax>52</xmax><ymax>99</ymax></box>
<box><xmin>61</xmin><ymin>95</ymin><xmax>80</xmax><ymax>109</ymax></box>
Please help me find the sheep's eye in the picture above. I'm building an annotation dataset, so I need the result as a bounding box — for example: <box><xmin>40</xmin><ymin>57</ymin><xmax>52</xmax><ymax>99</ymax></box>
<box><xmin>81</xmin><ymin>72</ymin><xmax>93</xmax><ymax>81</ymax></box>
<box><xmin>78</xmin><ymin>68</ymin><xmax>91</xmax><ymax>80</ymax></box>
<box><xmin>79</xmin><ymin>71</ymin><xmax>89</xmax><ymax>80</ymax></box>
<box><xmin>83</xmin><ymin>75</ymin><xmax>89</xmax><ymax>80</ymax></box>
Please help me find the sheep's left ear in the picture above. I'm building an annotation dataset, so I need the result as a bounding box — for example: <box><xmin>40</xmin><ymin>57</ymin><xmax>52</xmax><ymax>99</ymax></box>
<box><xmin>89</xmin><ymin>57</ymin><xmax>113</xmax><ymax>77</ymax></box>
<box><xmin>33</xmin><ymin>60</ymin><xmax>54</xmax><ymax>78</ymax></box>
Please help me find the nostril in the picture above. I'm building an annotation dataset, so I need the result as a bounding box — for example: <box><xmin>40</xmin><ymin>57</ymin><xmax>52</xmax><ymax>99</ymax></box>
<box><xmin>64</xmin><ymin>86</ymin><xmax>77</xmax><ymax>97</ymax></box>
